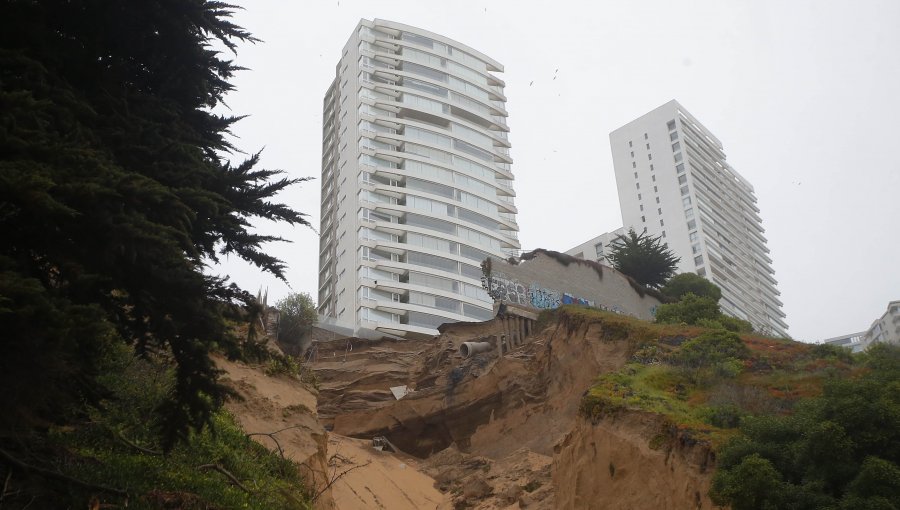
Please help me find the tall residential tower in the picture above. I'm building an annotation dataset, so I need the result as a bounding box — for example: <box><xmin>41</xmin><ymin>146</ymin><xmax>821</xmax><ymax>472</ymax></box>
<box><xmin>568</xmin><ymin>100</ymin><xmax>787</xmax><ymax>336</ymax></box>
<box><xmin>317</xmin><ymin>20</ymin><xmax>519</xmax><ymax>339</ymax></box>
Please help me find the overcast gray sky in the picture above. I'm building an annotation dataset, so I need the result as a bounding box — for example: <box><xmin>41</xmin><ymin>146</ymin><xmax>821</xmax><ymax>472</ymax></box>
<box><xmin>215</xmin><ymin>0</ymin><xmax>900</xmax><ymax>343</ymax></box>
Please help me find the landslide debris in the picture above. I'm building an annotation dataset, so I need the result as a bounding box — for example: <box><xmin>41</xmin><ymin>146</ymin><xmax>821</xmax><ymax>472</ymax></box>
<box><xmin>314</xmin><ymin>306</ymin><xmax>858</xmax><ymax>509</ymax></box>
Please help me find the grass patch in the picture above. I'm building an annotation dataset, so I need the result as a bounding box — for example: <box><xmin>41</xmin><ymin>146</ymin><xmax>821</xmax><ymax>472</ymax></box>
<box><xmin>570</xmin><ymin>307</ymin><xmax>858</xmax><ymax>449</ymax></box>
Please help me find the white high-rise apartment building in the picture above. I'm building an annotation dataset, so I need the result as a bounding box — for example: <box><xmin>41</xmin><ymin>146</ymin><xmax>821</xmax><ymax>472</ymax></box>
<box><xmin>317</xmin><ymin>20</ymin><xmax>519</xmax><ymax>339</ymax></box>
<box><xmin>609</xmin><ymin>100</ymin><xmax>788</xmax><ymax>337</ymax></box>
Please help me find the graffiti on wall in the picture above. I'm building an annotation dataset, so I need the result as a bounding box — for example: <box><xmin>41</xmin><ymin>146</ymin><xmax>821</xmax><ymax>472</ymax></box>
<box><xmin>529</xmin><ymin>283</ymin><xmax>562</xmax><ymax>309</ymax></box>
<box><xmin>487</xmin><ymin>273</ymin><xmax>594</xmax><ymax>310</ymax></box>
<box><xmin>485</xmin><ymin>272</ymin><xmax>639</xmax><ymax>317</ymax></box>
<box><xmin>488</xmin><ymin>276</ymin><xmax>529</xmax><ymax>306</ymax></box>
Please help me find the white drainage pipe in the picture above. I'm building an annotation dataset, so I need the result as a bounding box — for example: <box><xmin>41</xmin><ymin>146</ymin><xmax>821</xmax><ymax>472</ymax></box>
<box><xmin>459</xmin><ymin>341</ymin><xmax>493</xmax><ymax>358</ymax></box>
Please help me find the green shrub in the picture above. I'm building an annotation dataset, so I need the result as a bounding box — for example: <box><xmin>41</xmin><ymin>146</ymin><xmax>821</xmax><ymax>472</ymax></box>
<box><xmin>673</xmin><ymin>330</ymin><xmax>749</xmax><ymax>368</ymax></box>
<box><xmin>661</xmin><ymin>273</ymin><xmax>722</xmax><ymax>302</ymax></box>
<box><xmin>718</xmin><ymin>315</ymin><xmax>754</xmax><ymax>333</ymax></box>
<box><xmin>655</xmin><ymin>293</ymin><xmax>721</xmax><ymax>325</ymax></box>
<box><xmin>704</xmin><ymin>404</ymin><xmax>745</xmax><ymax>428</ymax></box>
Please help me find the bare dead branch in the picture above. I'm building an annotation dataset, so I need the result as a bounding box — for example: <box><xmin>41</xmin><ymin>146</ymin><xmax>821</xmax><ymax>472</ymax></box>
<box><xmin>197</xmin><ymin>464</ymin><xmax>251</xmax><ymax>493</ymax></box>
<box><xmin>246</xmin><ymin>424</ymin><xmax>307</xmax><ymax>460</ymax></box>
<box><xmin>311</xmin><ymin>459</ymin><xmax>371</xmax><ymax>503</ymax></box>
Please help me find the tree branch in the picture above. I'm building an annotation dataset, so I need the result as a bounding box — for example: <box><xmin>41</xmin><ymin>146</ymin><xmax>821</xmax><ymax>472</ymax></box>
<box><xmin>246</xmin><ymin>424</ymin><xmax>306</xmax><ymax>460</ymax></box>
<box><xmin>197</xmin><ymin>464</ymin><xmax>251</xmax><ymax>493</ymax></box>
<box><xmin>116</xmin><ymin>432</ymin><xmax>163</xmax><ymax>456</ymax></box>
<box><xmin>311</xmin><ymin>459</ymin><xmax>371</xmax><ymax>503</ymax></box>
<box><xmin>0</xmin><ymin>448</ymin><xmax>127</xmax><ymax>497</ymax></box>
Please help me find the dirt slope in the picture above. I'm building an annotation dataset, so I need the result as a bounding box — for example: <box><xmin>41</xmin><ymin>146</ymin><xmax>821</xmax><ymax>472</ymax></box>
<box><xmin>554</xmin><ymin>412</ymin><xmax>716</xmax><ymax>510</ymax></box>
<box><xmin>327</xmin><ymin>434</ymin><xmax>450</xmax><ymax>509</ymax></box>
<box><xmin>215</xmin><ymin>353</ymin><xmax>448</xmax><ymax>510</ymax></box>
<box><xmin>215</xmin><ymin>355</ymin><xmax>334</xmax><ymax>508</ymax></box>
<box><xmin>220</xmin><ymin>310</ymin><xmax>724</xmax><ymax>509</ymax></box>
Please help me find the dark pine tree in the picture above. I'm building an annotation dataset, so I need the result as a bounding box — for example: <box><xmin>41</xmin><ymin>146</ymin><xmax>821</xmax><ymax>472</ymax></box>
<box><xmin>0</xmin><ymin>1</ymin><xmax>309</xmax><ymax>449</ymax></box>
<box><xmin>606</xmin><ymin>228</ymin><xmax>680</xmax><ymax>289</ymax></box>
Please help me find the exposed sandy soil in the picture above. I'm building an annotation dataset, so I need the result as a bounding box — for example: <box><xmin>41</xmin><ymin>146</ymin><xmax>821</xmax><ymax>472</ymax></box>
<box><xmin>214</xmin><ymin>354</ymin><xmax>334</xmax><ymax>508</ymax></box>
<box><xmin>326</xmin><ymin>434</ymin><xmax>450</xmax><ymax>510</ymax></box>
<box><xmin>552</xmin><ymin>412</ymin><xmax>717</xmax><ymax>510</ymax></box>
<box><xmin>218</xmin><ymin>311</ymin><xmax>721</xmax><ymax>510</ymax></box>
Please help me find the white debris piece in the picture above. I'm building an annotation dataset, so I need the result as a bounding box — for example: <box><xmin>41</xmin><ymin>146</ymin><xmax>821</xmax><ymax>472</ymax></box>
<box><xmin>390</xmin><ymin>385</ymin><xmax>410</xmax><ymax>400</ymax></box>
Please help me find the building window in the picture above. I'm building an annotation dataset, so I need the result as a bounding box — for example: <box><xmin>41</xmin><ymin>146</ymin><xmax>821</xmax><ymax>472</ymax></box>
<box><xmin>682</xmin><ymin>196</ymin><xmax>692</xmax><ymax>206</ymax></box>
<box><xmin>632</xmin><ymin>161</ymin><xmax>637</xmax><ymax>168</ymax></box>
<box><xmin>634</xmin><ymin>172</ymin><xmax>639</xmax><ymax>179</ymax></box>
<box><xmin>636</xmin><ymin>183</ymin><xmax>640</xmax><ymax>190</ymax></box>
<box><xmin>656</xmin><ymin>197</ymin><xmax>660</xmax><ymax>204</ymax></box>
<box><xmin>697</xmin><ymin>267</ymin><xmax>706</xmax><ymax>276</ymax></box>
<box><xmin>685</xmin><ymin>207</ymin><xmax>694</xmax><ymax>219</ymax></box>
<box><xmin>594</xmin><ymin>242</ymin><xmax>603</xmax><ymax>259</ymax></box>
<box><xmin>646</xmin><ymin>143</ymin><xmax>650</xmax><ymax>150</ymax></box>
<box><xmin>674</xmin><ymin>152</ymin><xmax>683</xmax><ymax>162</ymax></box>
<box><xmin>643</xmin><ymin>226</ymin><xmax>648</xmax><ymax>233</ymax></box>
<box><xmin>638</xmin><ymin>193</ymin><xmax>642</xmax><ymax>200</ymax></box>
<box><xmin>667</xmin><ymin>120</ymin><xmax>676</xmax><ymax>131</ymax></box>
<box><xmin>628</xmin><ymin>141</ymin><xmax>633</xmax><ymax>147</ymax></box>
<box><xmin>661</xmin><ymin>231</ymin><xmax>666</xmax><ymax>238</ymax></box>
<box><xmin>642</xmin><ymin>216</ymin><xmax>646</xmax><ymax>222</ymax></box>
<box><xmin>676</xmin><ymin>163</ymin><xmax>685</xmax><ymax>173</ymax></box>
<box><xmin>672</xmin><ymin>141</ymin><xmax>681</xmax><ymax>151</ymax></box>
<box><xmin>640</xmin><ymin>204</ymin><xmax>644</xmax><ymax>211</ymax></box>
<box><xmin>692</xmin><ymin>244</ymin><xmax>701</xmax><ymax>254</ymax></box>
<box><xmin>689</xmin><ymin>232</ymin><xmax>699</xmax><ymax>242</ymax></box>
<box><xmin>694</xmin><ymin>255</ymin><xmax>704</xmax><ymax>266</ymax></box>
<box><xmin>650</xmin><ymin>164</ymin><xmax>654</xmax><ymax>171</ymax></box>
<box><xmin>644</xmin><ymin>133</ymin><xmax>648</xmax><ymax>140</ymax></box>
<box><xmin>631</xmin><ymin>151</ymin><xmax>635</xmax><ymax>158</ymax></box>
<box><xmin>660</xmin><ymin>219</ymin><xmax>665</xmax><ymax>226</ymax></box>
<box><xmin>670</xmin><ymin>131</ymin><xmax>678</xmax><ymax>141</ymax></box>
<box><xmin>658</xmin><ymin>208</ymin><xmax>662</xmax><ymax>215</ymax></box>
<box><xmin>678</xmin><ymin>175</ymin><xmax>687</xmax><ymax>185</ymax></box>
<box><xmin>652</xmin><ymin>175</ymin><xmax>656</xmax><ymax>182</ymax></box>
<box><xmin>680</xmin><ymin>185</ymin><xmax>690</xmax><ymax>196</ymax></box>
<box><xmin>687</xmin><ymin>219</ymin><xmax>697</xmax><ymax>230</ymax></box>
<box><xmin>648</xmin><ymin>153</ymin><xmax>653</xmax><ymax>160</ymax></box>
<box><xmin>653</xmin><ymin>186</ymin><xmax>658</xmax><ymax>192</ymax></box>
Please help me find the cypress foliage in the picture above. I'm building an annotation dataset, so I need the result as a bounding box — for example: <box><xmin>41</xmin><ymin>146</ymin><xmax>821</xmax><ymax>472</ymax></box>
<box><xmin>606</xmin><ymin>228</ymin><xmax>680</xmax><ymax>289</ymax></box>
<box><xmin>0</xmin><ymin>0</ymin><xmax>309</xmax><ymax>449</ymax></box>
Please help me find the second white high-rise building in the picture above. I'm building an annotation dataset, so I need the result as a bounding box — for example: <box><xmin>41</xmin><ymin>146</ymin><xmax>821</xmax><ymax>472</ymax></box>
<box><xmin>569</xmin><ymin>101</ymin><xmax>787</xmax><ymax>337</ymax></box>
<box><xmin>609</xmin><ymin>100</ymin><xmax>788</xmax><ymax>337</ymax></box>
<box><xmin>317</xmin><ymin>19</ymin><xmax>520</xmax><ymax>339</ymax></box>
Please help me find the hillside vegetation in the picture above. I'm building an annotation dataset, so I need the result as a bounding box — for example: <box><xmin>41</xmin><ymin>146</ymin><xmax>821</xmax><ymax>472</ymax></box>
<box><xmin>567</xmin><ymin>306</ymin><xmax>899</xmax><ymax>509</ymax></box>
<box><xmin>0</xmin><ymin>342</ymin><xmax>313</xmax><ymax>509</ymax></box>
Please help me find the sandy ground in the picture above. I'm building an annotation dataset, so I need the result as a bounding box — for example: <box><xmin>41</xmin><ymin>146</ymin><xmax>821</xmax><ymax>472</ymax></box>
<box><xmin>327</xmin><ymin>434</ymin><xmax>450</xmax><ymax>510</ymax></box>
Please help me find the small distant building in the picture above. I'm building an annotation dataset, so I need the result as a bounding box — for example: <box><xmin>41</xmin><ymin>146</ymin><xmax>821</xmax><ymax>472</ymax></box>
<box><xmin>821</xmin><ymin>332</ymin><xmax>867</xmax><ymax>353</ymax></box>
<box><xmin>820</xmin><ymin>300</ymin><xmax>900</xmax><ymax>352</ymax></box>
<box><xmin>861</xmin><ymin>300</ymin><xmax>900</xmax><ymax>347</ymax></box>
<box><xmin>565</xmin><ymin>228</ymin><xmax>626</xmax><ymax>265</ymax></box>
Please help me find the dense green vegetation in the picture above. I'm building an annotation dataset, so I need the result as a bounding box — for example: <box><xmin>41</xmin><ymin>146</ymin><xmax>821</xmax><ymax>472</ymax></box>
<box><xmin>277</xmin><ymin>292</ymin><xmax>318</xmax><ymax>347</ymax></box>
<box><xmin>655</xmin><ymin>274</ymin><xmax>753</xmax><ymax>332</ymax></box>
<box><xmin>661</xmin><ymin>272</ymin><xmax>722</xmax><ymax>302</ymax></box>
<box><xmin>711</xmin><ymin>343</ymin><xmax>900</xmax><ymax>510</ymax></box>
<box><xmin>0</xmin><ymin>1</ymin><xmax>311</xmax><ymax>506</ymax></box>
<box><xmin>568</xmin><ymin>305</ymin><xmax>899</xmax><ymax>509</ymax></box>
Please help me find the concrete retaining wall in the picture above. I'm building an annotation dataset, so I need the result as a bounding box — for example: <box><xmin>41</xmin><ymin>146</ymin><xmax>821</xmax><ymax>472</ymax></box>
<box><xmin>487</xmin><ymin>250</ymin><xmax>660</xmax><ymax>321</ymax></box>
